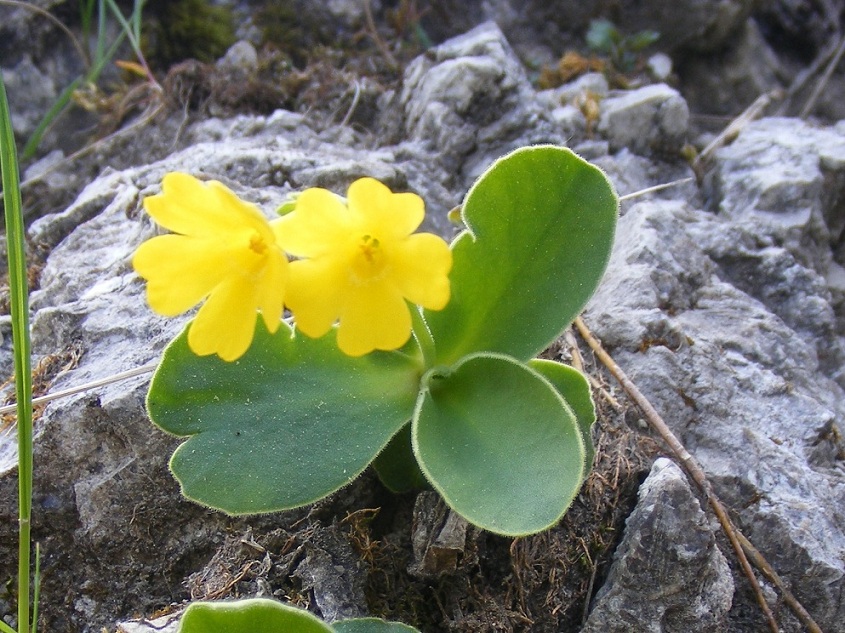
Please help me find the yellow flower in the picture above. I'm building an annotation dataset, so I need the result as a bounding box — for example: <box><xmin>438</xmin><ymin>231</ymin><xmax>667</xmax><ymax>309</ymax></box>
<box><xmin>274</xmin><ymin>178</ymin><xmax>452</xmax><ymax>357</ymax></box>
<box><xmin>133</xmin><ymin>173</ymin><xmax>288</xmax><ymax>361</ymax></box>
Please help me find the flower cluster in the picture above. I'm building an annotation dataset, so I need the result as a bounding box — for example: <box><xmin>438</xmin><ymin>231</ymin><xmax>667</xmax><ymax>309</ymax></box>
<box><xmin>133</xmin><ymin>173</ymin><xmax>452</xmax><ymax>360</ymax></box>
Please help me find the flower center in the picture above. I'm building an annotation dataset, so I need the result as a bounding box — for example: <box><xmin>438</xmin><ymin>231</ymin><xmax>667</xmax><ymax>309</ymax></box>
<box><xmin>360</xmin><ymin>234</ymin><xmax>380</xmax><ymax>261</ymax></box>
<box><xmin>352</xmin><ymin>234</ymin><xmax>386</xmax><ymax>280</ymax></box>
<box><xmin>248</xmin><ymin>231</ymin><xmax>268</xmax><ymax>255</ymax></box>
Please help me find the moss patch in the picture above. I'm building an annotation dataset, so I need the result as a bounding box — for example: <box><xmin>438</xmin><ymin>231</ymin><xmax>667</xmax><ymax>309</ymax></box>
<box><xmin>143</xmin><ymin>0</ymin><xmax>236</xmax><ymax>69</ymax></box>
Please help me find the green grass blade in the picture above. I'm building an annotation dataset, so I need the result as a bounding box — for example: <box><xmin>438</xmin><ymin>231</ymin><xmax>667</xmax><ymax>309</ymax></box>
<box><xmin>104</xmin><ymin>0</ymin><xmax>145</xmax><ymax>68</ymax></box>
<box><xmin>0</xmin><ymin>619</ymin><xmax>16</xmax><ymax>633</ymax></box>
<box><xmin>79</xmin><ymin>0</ymin><xmax>96</xmax><ymax>59</ymax></box>
<box><xmin>21</xmin><ymin>0</ymin><xmax>143</xmax><ymax>159</ymax></box>
<box><xmin>93</xmin><ymin>0</ymin><xmax>107</xmax><ymax>69</ymax></box>
<box><xmin>21</xmin><ymin>7</ymin><xmax>131</xmax><ymax>161</ymax></box>
<box><xmin>130</xmin><ymin>0</ymin><xmax>145</xmax><ymax>48</ymax></box>
<box><xmin>0</xmin><ymin>70</ymin><xmax>34</xmax><ymax>633</ymax></box>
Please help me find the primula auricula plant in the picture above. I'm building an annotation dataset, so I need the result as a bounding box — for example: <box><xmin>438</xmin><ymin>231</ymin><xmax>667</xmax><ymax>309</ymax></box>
<box><xmin>136</xmin><ymin>145</ymin><xmax>617</xmax><ymax>537</ymax></box>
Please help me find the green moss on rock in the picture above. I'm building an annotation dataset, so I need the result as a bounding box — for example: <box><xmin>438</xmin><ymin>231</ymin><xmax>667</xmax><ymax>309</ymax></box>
<box><xmin>144</xmin><ymin>0</ymin><xmax>236</xmax><ymax>69</ymax></box>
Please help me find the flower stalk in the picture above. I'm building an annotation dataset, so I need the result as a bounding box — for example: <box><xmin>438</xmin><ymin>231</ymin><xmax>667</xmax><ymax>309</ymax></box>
<box><xmin>409</xmin><ymin>304</ymin><xmax>436</xmax><ymax>368</ymax></box>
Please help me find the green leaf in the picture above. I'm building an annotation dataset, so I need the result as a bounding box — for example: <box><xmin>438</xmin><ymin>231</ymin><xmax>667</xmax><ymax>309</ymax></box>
<box><xmin>177</xmin><ymin>598</ymin><xmax>333</xmax><ymax>633</ymax></box>
<box><xmin>586</xmin><ymin>19</ymin><xmax>619</xmax><ymax>53</ymax></box>
<box><xmin>425</xmin><ymin>145</ymin><xmax>617</xmax><ymax>365</ymax></box>
<box><xmin>413</xmin><ymin>353</ymin><xmax>586</xmax><ymax>536</ymax></box>
<box><xmin>148</xmin><ymin>322</ymin><xmax>420</xmax><ymax>514</ymax></box>
<box><xmin>528</xmin><ymin>359</ymin><xmax>596</xmax><ymax>468</ymax></box>
<box><xmin>334</xmin><ymin>618</ymin><xmax>421</xmax><ymax>633</ymax></box>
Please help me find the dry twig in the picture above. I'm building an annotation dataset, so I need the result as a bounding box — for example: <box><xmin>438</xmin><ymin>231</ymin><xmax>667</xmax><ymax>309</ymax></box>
<box><xmin>564</xmin><ymin>329</ymin><xmax>620</xmax><ymax>410</ymax></box>
<box><xmin>574</xmin><ymin>316</ymin><xmax>824</xmax><ymax>633</ymax></box>
<box><xmin>800</xmin><ymin>34</ymin><xmax>845</xmax><ymax>119</ymax></box>
<box><xmin>692</xmin><ymin>89</ymin><xmax>782</xmax><ymax>177</ymax></box>
<box><xmin>0</xmin><ymin>362</ymin><xmax>156</xmax><ymax>416</ymax></box>
<box><xmin>363</xmin><ymin>0</ymin><xmax>399</xmax><ymax>70</ymax></box>
<box><xmin>778</xmin><ymin>33</ymin><xmax>844</xmax><ymax>116</ymax></box>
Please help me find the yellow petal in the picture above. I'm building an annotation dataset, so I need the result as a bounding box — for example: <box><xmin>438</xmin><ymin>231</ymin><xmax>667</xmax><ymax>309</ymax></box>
<box><xmin>257</xmin><ymin>248</ymin><xmax>288</xmax><ymax>334</ymax></box>
<box><xmin>347</xmin><ymin>178</ymin><xmax>424</xmax><ymax>240</ymax></box>
<box><xmin>336</xmin><ymin>279</ymin><xmax>411</xmax><ymax>356</ymax></box>
<box><xmin>144</xmin><ymin>173</ymin><xmax>269</xmax><ymax>239</ymax></box>
<box><xmin>273</xmin><ymin>188</ymin><xmax>354</xmax><ymax>257</ymax></box>
<box><xmin>387</xmin><ymin>232</ymin><xmax>452</xmax><ymax>310</ymax></box>
<box><xmin>285</xmin><ymin>258</ymin><xmax>347</xmax><ymax>339</ymax></box>
<box><xmin>188</xmin><ymin>273</ymin><xmax>259</xmax><ymax>361</ymax></box>
<box><xmin>133</xmin><ymin>234</ymin><xmax>235</xmax><ymax>315</ymax></box>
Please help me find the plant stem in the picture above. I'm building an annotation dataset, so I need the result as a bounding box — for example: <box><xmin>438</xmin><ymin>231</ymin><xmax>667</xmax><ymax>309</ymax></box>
<box><xmin>409</xmin><ymin>305</ymin><xmax>436</xmax><ymax>368</ymax></box>
<box><xmin>1</xmin><ymin>71</ymin><xmax>34</xmax><ymax>633</ymax></box>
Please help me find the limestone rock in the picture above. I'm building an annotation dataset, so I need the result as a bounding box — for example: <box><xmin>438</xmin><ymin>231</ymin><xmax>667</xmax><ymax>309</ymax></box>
<box><xmin>293</xmin><ymin>525</ymin><xmax>368</xmax><ymax>622</ymax></box>
<box><xmin>585</xmin><ymin>119</ymin><xmax>845</xmax><ymax>631</ymax></box>
<box><xmin>582</xmin><ymin>458</ymin><xmax>734</xmax><ymax>632</ymax></box>
<box><xmin>679</xmin><ymin>20</ymin><xmax>783</xmax><ymax>116</ymax></box>
<box><xmin>538</xmin><ymin>72</ymin><xmax>610</xmax><ymax>108</ymax></box>
<box><xmin>598</xmin><ymin>84</ymin><xmax>689</xmax><ymax>156</ymax></box>
<box><xmin>216</xmin><ymin>41</ymin><xmax>259</xmax><ymax>79</ymax></box>
<box><xmin>401</xmin><ymin>21</ymin><xmax>544</xmax><ymax>170</ymax></box>
<box><xmin>708</xmin><ymin>117</ymin><xmax>845</xmax><ymax>381</ymax></box>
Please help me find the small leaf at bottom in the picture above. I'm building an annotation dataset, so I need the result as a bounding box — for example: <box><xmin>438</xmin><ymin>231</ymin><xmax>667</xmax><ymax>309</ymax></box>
<box><xmin>413</xmin><ymin>353</ymin><xmax>586</xmax><ymax>536</ymax></box>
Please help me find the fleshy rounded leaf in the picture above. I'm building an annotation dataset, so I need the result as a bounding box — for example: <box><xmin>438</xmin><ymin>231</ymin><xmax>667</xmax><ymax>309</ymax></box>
<box><xmin>148</xmin><ymin>321</ymin><xmax>420</xmax><ymax>514</ymax></box>
<box><xmin>528</xmin><ymin>359</ymin><xmax>596</xmax><ymax>468</ymax></box>
<box><xmin>426</xmin><ymin>146</ymin><xmax>618</xmax><ymax>364</ymax></box>
<box><xmin>177</xmin><ymin>598</ymin><xmax>333</xmax><ymax>633</ymax></box>
<box><xmin>413</xmin><ymin>353</ymin><xmax>586</xmax><ymax>536</ymax></box>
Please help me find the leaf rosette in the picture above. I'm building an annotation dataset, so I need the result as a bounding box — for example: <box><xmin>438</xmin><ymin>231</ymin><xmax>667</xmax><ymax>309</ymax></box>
<box><xmin>145</xmin><ymin>145</ymin><xmax>617</xmax><ymax>535</ymax></box>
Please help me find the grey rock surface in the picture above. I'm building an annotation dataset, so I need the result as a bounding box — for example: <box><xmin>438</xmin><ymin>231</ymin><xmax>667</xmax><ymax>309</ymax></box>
<box><xmin>582</xmin><ymin>458</ymin><xmax>734</xmax><ymax>633</ymax></box>
<box><xmin>708</xmin><ymin>117</ymin><xmax>845</xmax><ymax>382</ymax></box>
<box><xmin>292</xmin><ymin>525</ymin><xmax>368</xmax><ymax>622</ymax></box>
<box><xmin>598</xmin><ymin>84</ymin><xmax>689</xmax><ymax>155</ymax></box>
<box><xmin>400</xmin><ymin>21</ymin><xmax>547</xmax><ymax>173</ymax></box>
<box><xmin>541</xmin><ymin>72</ymin><xmax>610</xmax><ymax>106</ymax></box>
<box><xmin>585</xmin><ymin>118</ymin><xmax>845</xmax><ymax>632</ymax></box>
<box><xmin>679</xmin><ymin>20</ymin><xmax>783</xmax><ymax>116</ymax></box>
<box><xmin>2</xmin><ymin>55</ymin><xmax>59</xmax><ymax>138</ymax></box>
<box><xmin>216</xmin><ymin>40</ymin><xmax>259</xmax><ymax>79</ymax></box>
